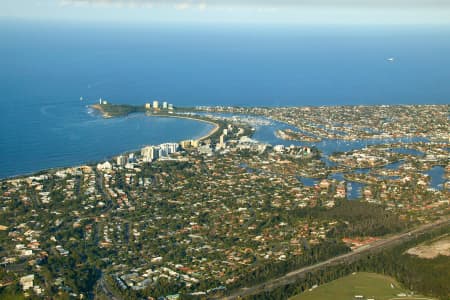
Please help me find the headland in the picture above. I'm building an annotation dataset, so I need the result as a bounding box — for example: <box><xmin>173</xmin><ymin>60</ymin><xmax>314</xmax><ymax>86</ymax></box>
<box><xmin>91</xmin><ymin>103</ymin><xmax>146</xmax><ymax>118</ymax></box>
<box><xmin>90</xmin><ymin>102</ymin><xmax>222</xmax><ymax>142</ymax></box>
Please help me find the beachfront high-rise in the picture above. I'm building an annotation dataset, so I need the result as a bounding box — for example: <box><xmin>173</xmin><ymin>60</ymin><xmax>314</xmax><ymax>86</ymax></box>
<box><xmin>141</xmin><ymin>146</ymin><xmax>159</xmax><ymax>162</ymax></box>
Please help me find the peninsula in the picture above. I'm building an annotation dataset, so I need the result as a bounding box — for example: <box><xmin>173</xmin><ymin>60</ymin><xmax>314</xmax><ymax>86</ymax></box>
<box><xmin>90</xmin><ymin>101</ymin><xmax>221</xmax><ymax>141</ymax></box>
<box><xmin>90</xmin><ymin>101</ymin><xmax>196</xmax><ymax>119</ymax></box>
<box><xmin>91</xmin><ymin>103</ymin><xmax>145</xmax><ymax>118</ymax></box>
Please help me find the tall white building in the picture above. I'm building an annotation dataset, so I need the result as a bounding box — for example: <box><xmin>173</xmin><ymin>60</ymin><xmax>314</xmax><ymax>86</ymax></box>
<box><xmin>116</xmin><ymin>155</ymin><xmax>127</xmax><ymax>166</ymax></box>
<box><xmin>159</xmin><ymin>143</ymin><xmax>179</xmax><ymax>156</ymax></box>
<box><xmin>273</xmin><ymin>145</ymin><xmax>285</xmax><ymax>153</ymax></box>
<box><xmin>162</xmin><ymin>101</ymin><xmax>168</xmax><ymax>109</ymax></box>
<box><xmin>153</xmin><ymin>100</ymin><xmax>159</xmax><ymax>109</ymax></box>
<box><xmin>141</xmin><ymin>146</ymin><xmax>159</xmax><ymax>162</ymax></box>
<box><xmin>142</xmin><ymin>143</ymin><xmax>179</xmax><ymax>161</ymax></box>
<box><xmin>97</xmin><ymin>161</ymin><xmax>112</xmax><ymax>171</ymax></box>
<box><xmin>218</xmin><ymin>134</ymin><xmax>225</xmax><ymax>149</ymax></box>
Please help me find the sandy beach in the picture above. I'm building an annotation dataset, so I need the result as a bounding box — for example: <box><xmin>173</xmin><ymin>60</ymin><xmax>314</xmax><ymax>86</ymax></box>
<box><xmin>148</xmin><ymin>114</ymin><xmax>220</xmax><ymax>141</ymax></box>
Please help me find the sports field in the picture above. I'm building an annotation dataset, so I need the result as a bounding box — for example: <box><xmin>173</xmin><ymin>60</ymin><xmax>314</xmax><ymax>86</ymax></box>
<box><xmin>290</xmin><ymin>272</ymin><xmax>435</xmax><ymax>300</ymax></box>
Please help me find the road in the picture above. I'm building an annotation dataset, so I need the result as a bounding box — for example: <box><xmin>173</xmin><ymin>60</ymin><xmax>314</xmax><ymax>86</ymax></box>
<box><xmin>95</xmin><ymin>169</ymin><xmax>114</xmax><ymax>213</ymax></box>
<box><xmin>98</xmin><ymin>274</ymin><xmax>122</xmax><ymax>300</ymax></box>
<box><xmin>95</xmin><ymin>172</ymin><xmax>123</xmax><ymax>300</ymax></box>
<box><xmin>220</xmin><ymin>217</ymin><xmax>450</xmax><ymax>300</ymax></box>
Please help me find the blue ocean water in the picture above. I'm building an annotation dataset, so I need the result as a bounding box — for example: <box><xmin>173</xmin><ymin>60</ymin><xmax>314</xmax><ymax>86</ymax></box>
<box><xmin>0</xmin><ymin>103</ymin><xmax>213</xmax><ymax>178</ymax></box>
<box><xmin>1</xmin><ymin>20</ymin><xmax>449</xmax><ymax>178</ymax></box>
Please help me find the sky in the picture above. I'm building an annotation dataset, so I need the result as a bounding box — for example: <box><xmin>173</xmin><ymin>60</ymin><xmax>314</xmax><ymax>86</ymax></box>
<box><xmin>1</xmin><ymin>0</ymin><xmax>450</xmax><ymax>25</ymax></box>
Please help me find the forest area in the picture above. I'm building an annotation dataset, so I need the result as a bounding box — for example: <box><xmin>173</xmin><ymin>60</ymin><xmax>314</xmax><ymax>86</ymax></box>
<box><xmin>243</xmin><ymin>225</ymin><xmax>450</xmax><ymax>300</ymax></box>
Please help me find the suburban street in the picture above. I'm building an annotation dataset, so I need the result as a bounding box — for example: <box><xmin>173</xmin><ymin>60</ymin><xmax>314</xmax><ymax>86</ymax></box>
<box><xmin>98</xmin><ymin>274</ymin><xmax>121</xmax><ymax>300</ymax></box>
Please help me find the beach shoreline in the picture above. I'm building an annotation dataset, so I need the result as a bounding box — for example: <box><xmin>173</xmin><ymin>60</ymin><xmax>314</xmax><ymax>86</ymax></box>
<box><xmin>1</xmin><ymin>111</ymin><xmax>221</xmax><ymax>180</ymax></box>
<box><xmin>91</xmin><ymin>104</ymin><xmax>112</xmax><ymax>118</ymax></box>
<box><xmin>90</xmin><ymin>104</ymin><xmax>221</xmax><ymax>141</ymax></box>
<box><xmin>148</xmin><ymin>114</ymin><xmax>220</xmax><ymax>141</ymax></box>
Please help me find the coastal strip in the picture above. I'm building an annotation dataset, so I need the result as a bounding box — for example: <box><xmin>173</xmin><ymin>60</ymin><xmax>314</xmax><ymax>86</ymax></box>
<box><xmin>152</xmin><ymin>114</ymin><xmax>220</xmax><ymax>142</ymax></box>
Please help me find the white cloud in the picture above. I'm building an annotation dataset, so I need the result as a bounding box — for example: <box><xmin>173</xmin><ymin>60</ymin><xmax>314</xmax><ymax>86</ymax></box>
<box><xmin>52</xmin><ymin>0</ymin><xmax>450</xmax><ymax>24</ymax></box>
<box><xmin>174</xmin><ymin>2</ymin><xmax>191</xmax><ymax>10</ymax></box>
<box><xmin>61</xmin><ymin>0</ymin><xmax>450</xmax><ymax>8</ymax></box>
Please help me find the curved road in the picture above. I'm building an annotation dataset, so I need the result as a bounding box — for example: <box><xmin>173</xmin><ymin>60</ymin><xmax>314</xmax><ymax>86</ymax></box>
<box><xmin>220</xmin><ymin>217</ymin><xmax>450</xmax><ymax>300</ymax></box>
<box><xmin>99</xmin><ymin>275</ymin><xmax>121</xmax><ymax>300</ymax></box>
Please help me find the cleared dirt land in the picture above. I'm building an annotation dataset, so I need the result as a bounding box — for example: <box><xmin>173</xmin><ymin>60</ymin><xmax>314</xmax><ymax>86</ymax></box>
<box><xmin>406</xmin><ymin>235</ymin><xmax>450</xmax><ymax>259</ymax></box>
<box><xmin>290</xmin><ymin>272</ymin><xmax>435</xmax><ymax>300</ymax></box>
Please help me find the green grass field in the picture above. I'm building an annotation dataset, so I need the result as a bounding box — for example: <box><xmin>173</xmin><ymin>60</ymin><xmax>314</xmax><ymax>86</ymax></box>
<box><xmin>290</xmin><ymin>272</ymin><xmax>435</xmax><ymax>300</ymax></box>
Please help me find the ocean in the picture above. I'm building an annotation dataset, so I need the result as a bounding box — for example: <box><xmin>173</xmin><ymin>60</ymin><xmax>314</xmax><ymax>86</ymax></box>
<box><xmin>1</xmin><ymin>20</ymin><xmax>449</xmax><ymax>178</ymax></box>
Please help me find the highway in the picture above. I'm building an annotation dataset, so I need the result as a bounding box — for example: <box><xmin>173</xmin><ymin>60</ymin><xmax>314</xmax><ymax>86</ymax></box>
<box><xmin>220</xmin><ymin>217</ymin><xmax>450</xmax><ymax>300</ymax></box>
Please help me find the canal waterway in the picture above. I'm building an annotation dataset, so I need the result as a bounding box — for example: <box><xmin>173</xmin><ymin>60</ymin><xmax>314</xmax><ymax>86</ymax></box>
<box><xmin>201</xmin><ymin>112</ymin><xmax>445</xmax><ymax>198</ymax></box>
